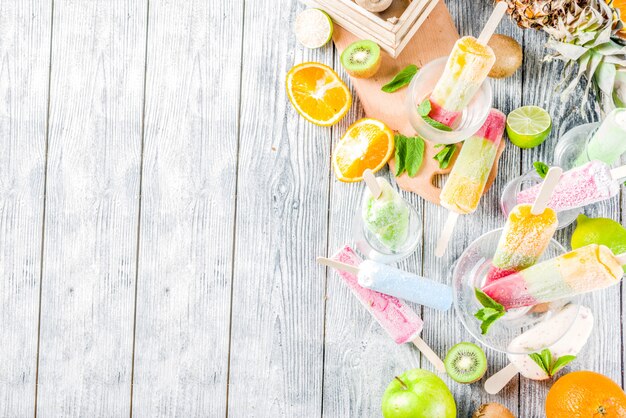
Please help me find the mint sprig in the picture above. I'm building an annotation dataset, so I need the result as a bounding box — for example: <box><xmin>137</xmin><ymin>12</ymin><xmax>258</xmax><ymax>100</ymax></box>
<box><xmin>474</xmin><ymin>288</ymin><xmax>505</xmax><ymax>334</ymax></box>
<box><xmin>533</xmin><ymin>161</ymin><xmax>549</xmax><ymax>178</ymax></box>
<box><xmin>529</xmin><ymin>348</ymin><xmax>576</xmax><ymax>377</ymax></box>
<box><xmin>382</xmin><ymin>65</ymin><xmax>419</xmax><ymax>93</ymax></box>
<box><xmin>394</xmin><ymin>134</ymin><xmax>425</xmax><ymax>177</ymax></box>
<box><xmin>417</xmin><ymin>98</ymin><xmax>453</xmax><ymax>131</ymax></box>
<box><xmin>433</xmin><ymin>144</ymin><xmax>457</xmax><ymax>169</ymax></box>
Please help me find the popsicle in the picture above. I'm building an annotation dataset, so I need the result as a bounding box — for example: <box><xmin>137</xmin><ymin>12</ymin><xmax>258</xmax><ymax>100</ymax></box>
<box><xmin>576</xmin><ymin>108</ymin><xmax>626</xmax><ymax>166</ymax></box>
<box><xmin>484</xmin><ymin>304</ymin><xmax>593</xmax><ymax>394</ymax></box>
<box><xmin>318</xmin><ymin>246</ymin><xmax>446</xmax><ymax>372</ymax></box>
<box><xmin>481</xmin><ymin>244</ymin><xmax>625</xmax><ymax>310</ymax></box>
<box><xmin>428</xmin><ymin>37</ymin><xmax>496</xmax><ymax>126</ymax></box>
<box><xmin>356</xmin><ymin>260</ymin><xmax>453</xmax><ymax>311</ymax></box>
<box><xmin>486</xmin><ymin>204</ymin><xmax>558</xmax><ymax>284</ymax></box>
<box><xmin>435</xmin><ymin>109</ymin><xmax>506</xmax><ymax>257</ymax></box>
<box><xmin>517</xmin><ymin>160</ymin><xmax>626</xmax><ymax>212</ymax></box>
<box><xmin>485</xmin><ymin>167</ymin><xmax>562</xmax><ymax>284</ymax></box>
<box><xmin>361</xmin><ymin>171</ymin><xmax>410</xmax><ymax>251</ymax></box>
<box><xmin>427</xmin><ymin>2</ymin><xmax>506</xmax><ymax>127</ymax></box>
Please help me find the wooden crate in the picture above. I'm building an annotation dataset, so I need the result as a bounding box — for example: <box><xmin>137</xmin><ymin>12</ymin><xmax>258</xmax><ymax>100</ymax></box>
<box><xmin>301</xmin><ymin>0</ymin><xmax>439</xmax><ymax>58</ymax></box>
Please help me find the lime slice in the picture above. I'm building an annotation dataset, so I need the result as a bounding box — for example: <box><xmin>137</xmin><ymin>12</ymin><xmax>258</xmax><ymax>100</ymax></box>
<box><xmin>506</xmin><ymin>106</ymin><xmax>552</xmax><ymax>149</ymax></box>
<box><xmin>294</xmin><ymin>9</ymin><xmax>333</xmax><ymax>49</ymax></box>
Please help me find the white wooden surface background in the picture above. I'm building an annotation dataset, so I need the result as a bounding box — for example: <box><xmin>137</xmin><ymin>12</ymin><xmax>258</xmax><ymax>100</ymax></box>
<box><xmin>0</xmin><ymin>0</ymin><xmax>624</xmax><ymax>417</ymax></box>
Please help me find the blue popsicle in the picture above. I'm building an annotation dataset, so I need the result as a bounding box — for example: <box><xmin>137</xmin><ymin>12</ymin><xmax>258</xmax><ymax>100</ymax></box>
<box><xmin>357</xmin><ymin>260</ymin><xmax>453</xmax><ymax>311</ymax></box>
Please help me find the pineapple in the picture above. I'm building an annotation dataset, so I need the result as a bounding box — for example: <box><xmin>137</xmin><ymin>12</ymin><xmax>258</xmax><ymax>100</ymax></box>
<box><xmin>498</xmin><ymin>0</ymin><xmax>626</xmax><ymax>112</ymax></box>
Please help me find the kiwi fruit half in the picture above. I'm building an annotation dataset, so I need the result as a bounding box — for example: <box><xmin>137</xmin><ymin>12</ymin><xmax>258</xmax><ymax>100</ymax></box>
<box><xmin>340</xmin><ymin>40</ymin><xmax>381</xmax><ymax>79</ymax></box>
<box><xmin>444</xmin><ymin>342</ymin><xmax>487</xmax><ymax>384</ymax></box>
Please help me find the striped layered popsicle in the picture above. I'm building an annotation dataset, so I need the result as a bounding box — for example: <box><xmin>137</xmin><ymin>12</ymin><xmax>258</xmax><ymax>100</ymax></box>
<box><xmin>482</xmin><ymin>244</ymin><xmax>624</xmax><ymax>310</ymax></box>
<box><xmin>440</xmin><ymin>109</ymin><xmax>506</xmax><ymax>214</ymax></box>
<box><xmin>428</xmin><ymin>36</ymin><xmax>496</xmax><ymax>127</ymax></box>
<box><xmin>485</xmin><ymin>204</ymin><xmax>558</xmax><ymax>284</ymax></box>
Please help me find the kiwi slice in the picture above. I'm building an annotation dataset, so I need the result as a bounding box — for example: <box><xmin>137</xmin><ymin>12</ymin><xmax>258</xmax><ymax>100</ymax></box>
<box><xmin>340</xmin><ymin>40</ymin><xmax>381</xmax><ymax>79</ymax></box>
<box><xmin>444</xmin><ymin>342</ymin><xmax>487</xmax><ymax>384</ymax></box>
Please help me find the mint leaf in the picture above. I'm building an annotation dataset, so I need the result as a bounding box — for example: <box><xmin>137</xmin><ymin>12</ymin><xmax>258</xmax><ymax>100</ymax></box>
<box><xmin>534</xmin><ymin>161</ymin><xmax>549</xmax><ymax>178</ymax></box>
<box><xmin>433</xmin><ymin>144</ymin><xmax>457</xmax><ymax>169</ymax></box>
<box><xmin>550</xmin><ymin>355</ymin><xmax>576</xmax><ymax>375</ymax></box>
<box><xmin>394</xmin><ymin>134</ymin><xmax>424</xmax><ymax>177</ymax></box>
<box><xmin>394</xmin><ymin>134</ymin><xmax>407</xmax><ymax>176</ymax></box>
<box><xmin>540</xmin><ymin>349</ymin><xmax>553</xmax><ymax>372</ymax></box>
<box><xmin>417</xmin><ymin>98</ymin><xmax>431</xmax><ymax>116</ymax></box>
<box><xmin>474</xmin><ymin>288</ymin><xmax>505</xmax><ymax>334</ymax></box>
<box><xmin>382</xmin><ymin>65</ymin><xmax>419</xmax><ymax>93</ymax></box>
<box><xmin>405</xmin><ymin>136</ymin><xmax>425</xmax><ymax>176</ymax></box>
<box><xmin>529</xmin><ymin>352</ymin><xmax>551</xmax><ymax>376</ymax></box>
<box><xmin>423</xmin><ymin>116</ymin><xmax>453</xmax><ymax>131</ymax></box>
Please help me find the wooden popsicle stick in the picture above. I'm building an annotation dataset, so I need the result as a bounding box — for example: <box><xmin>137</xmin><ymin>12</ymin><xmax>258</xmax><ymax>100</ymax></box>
<box><xmin>531</xmin><ymin>167</ymin><xmax>563</xmax><ymax>215</ymax></box>
<box><xmin>615</xmin><ymin>252</ymin><xmax>626</xmax><ymax>265</ymax></box>
<box><xmin>412</xmin><ymin>335</ymin><xmax>446</xmax><ymax>373</ymax></box>
<box><xmin>610</xmin><ymin>164</ymin><xmax>626</xmax><ymax>181</ymax></box>
<box><xmin>317</xmin><ymin>256</ymin><xmax>360</xmax><ymax>275</ymax></box>
<box><xmin>477</xmin><ymin>2</ymin><xmax>508</xmax><ymax>45</ymax></box>
<box><xmin>363</xmin><ymin>169</ymin><xmax>382</xmax><ymax>199</ymax></box>
<box><xmin>484</xmin><ymin>363</ymin><xmax>519</xmax><ymax>394</ymax></box>
<box><xmin>435</xmin><ymin>211</ymin><xmax>459</xmax><ymax>257</ymax></box>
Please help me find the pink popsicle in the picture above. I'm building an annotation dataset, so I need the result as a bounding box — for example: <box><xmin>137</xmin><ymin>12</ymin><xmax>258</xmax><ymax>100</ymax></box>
<box><xmin>517</xmin><ymin>160</ymin><xmax>619</xmax><ymax>211</ymax></box>
<box><xmin>331</xmin><ymin>246</ymin><xmax>423</xmax><ymax>344</ymax></box>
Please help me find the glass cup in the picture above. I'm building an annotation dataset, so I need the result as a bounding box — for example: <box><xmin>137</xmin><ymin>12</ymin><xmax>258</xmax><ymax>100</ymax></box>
<box><xmin>553</xmin><ymin>122</ymin><xmax>599</xmax><ymax>170</ymax></box>
<box><xmin>450</xmin><ymin>229</ymin><xmax>581</xmax><ymax>354</ymax></box>
<box><xmin>352</xmin><ymin>189</ymin><xmax>422</xmax><ymax>264</ymax></box>
<box><xmin>406</xmin><ymin>57</ymin><xmax>492</xmax><ymax>145</ymax></box>
<box><xmin>500</xmin><ymin>170</ymin><xmax>580</xmax><ymax>229</ymax></box>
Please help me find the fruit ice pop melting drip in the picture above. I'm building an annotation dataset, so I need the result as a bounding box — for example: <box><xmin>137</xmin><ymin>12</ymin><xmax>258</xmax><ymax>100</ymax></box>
<box><xmin>484</xmin><ymin>304</ymin><xmax>593</xmax><ymax>394</ymax></box>
<box><xmin>362</xmin><ymin>177</ymin><xmax>410</xmax><ymax>251</ymax></box>
<box><xmin>482</xmin><ymin>244</ymin><xmax>624</xmax><ymax>310</ymax></box>
<box><xmin>517</xmin><ymin>160</ymin><xmax>620</xmax><ymax>212</ymax></box>
<box><xmin>428</xmin><ymin>36</ymin><xmax>496</xmax><ymax>127</ymax></box>
<box><xmin>325</xmin><ymin>246</ymin><xmax>446</xmax><ymax>372</ymax></box>
<box><xmin>486</xmin><ymin>204</ymin><xmax>558</xmax><ymax>284</ymax></box>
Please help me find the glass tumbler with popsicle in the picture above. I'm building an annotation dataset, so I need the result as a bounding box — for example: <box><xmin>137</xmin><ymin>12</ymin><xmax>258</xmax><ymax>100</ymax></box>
<box><xmin>501</xmin><ymin>159</ymin><xmax>626</xmax><ymax>228</ymax></box>
<box><xmin>406</xmin><ymin>2</ymin><xmax>507</xmax><ymax>144</ymax></box>
<box><xmin>353</xmin><ymin>170</ymin><xmax>422</xmax><ymax>263</ymax></box>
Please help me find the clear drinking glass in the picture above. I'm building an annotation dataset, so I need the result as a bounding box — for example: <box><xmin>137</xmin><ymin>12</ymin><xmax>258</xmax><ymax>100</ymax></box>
<box><xmin>500</xmin><ymin>170</ymin><xmax>580</xmax><ymax>229</ymax></box>
<box><xmin>352</xmin><ymin>188</ymin><xmax>422</xmax><ymax>264</ymax></box>
<box><xmin>553</xmin><ymin>122</ymin><xmax>599</xmax><ymax>170</ymax></box>
<box><xmin>406</xmin><ymin>57</ymin><xmax>492</xmax><ymax>145</ymax></box>
<box><xmin>450</xmin><ymin>229</ymin><xmax>581</xmax><ymax>354</ymax></box>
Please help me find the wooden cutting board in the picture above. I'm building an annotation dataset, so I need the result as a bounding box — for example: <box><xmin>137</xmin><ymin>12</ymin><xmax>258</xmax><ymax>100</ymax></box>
<box><xmin>333</xmin><ymin>0</ymin><xmax>505</xmax><ymax>204</ymax></box>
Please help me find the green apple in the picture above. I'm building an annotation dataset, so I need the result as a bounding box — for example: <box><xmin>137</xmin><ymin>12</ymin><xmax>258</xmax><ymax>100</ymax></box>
<box><xmin>382</xmin><ymin>369</ymin><xmax>456</xmax><ymax>418</ymax></box>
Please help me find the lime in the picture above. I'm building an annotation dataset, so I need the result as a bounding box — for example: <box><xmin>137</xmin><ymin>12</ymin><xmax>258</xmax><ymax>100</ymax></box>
<box><xmin>572</xmin><ymin>214</ymin><xmax>626</xmax><ymax>272</ymax></box>
<box><xmin>294</xmin><ymin>9</ymin><xmax>333</xmax><ymax>49</ymax></box>
<box><xmin>505</xmin><ymin>106</ymin><xmax>552</xmax><ymax>148</ymax></box>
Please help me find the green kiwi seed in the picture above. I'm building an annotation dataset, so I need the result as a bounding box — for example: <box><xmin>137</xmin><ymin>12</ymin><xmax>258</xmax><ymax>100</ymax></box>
<box><xmin>444</xmin><ymin>342</ymin><xmax>487</xmax><ymax>384</ymax></box>
<box><xmin>340</xmin><ymin>39</ymin><xmax>381</xmax><ymax>79</ymax></box>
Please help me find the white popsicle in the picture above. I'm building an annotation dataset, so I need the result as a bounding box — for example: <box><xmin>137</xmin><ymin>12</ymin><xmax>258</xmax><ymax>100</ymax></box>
<box><xmin>484</xmin><ymin>305</ymin><xmax>593</xmax><ymax>394</ymax></box>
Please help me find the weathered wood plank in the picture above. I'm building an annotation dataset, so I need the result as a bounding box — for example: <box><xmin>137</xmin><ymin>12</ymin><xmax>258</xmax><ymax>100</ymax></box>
<box><xmin>420</xmin><ymin>2</ymin><xmax>523</xmax><ymax>415</ymax></box>
<box><xmin>130</xmin><ymin>1</ymin><xmax>243</xmax><ymax>416</ymax></box>
<box><xmin>36</xmin><ymin>1</ymin><xmax>146</xmax><ymax>416</ymax></box>
<box><xmin>519</xmin><ymin>27</ymin><xmax>625</xmax><ymax>411</ymax></box>
<box><xmin>226</xmin><ymin>1</ymin><xmax>333</xmax><ymax>416</ymax></box>
<box><xmin>0</xmin><ymin>1</ymin><xmax>51</xmax><ymax>416</ymax></box>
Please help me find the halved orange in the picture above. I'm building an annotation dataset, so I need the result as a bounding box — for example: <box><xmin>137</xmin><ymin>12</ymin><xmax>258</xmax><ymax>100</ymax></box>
<box><xmin>286</xmin><ymin>62</ymin><xmax>351</xmax><ymax>126</ymax></box>
<box><xmin>332</xmin><ymin>118</ymin><xmax>394</xmax><ymax>182</ymax></box>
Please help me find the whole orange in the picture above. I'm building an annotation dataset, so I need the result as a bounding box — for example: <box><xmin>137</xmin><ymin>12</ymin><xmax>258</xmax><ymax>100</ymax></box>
<box><xmin>545</xmin><ymin>371</ymin><xmax>626</xmax><ymax>418</ymax></box>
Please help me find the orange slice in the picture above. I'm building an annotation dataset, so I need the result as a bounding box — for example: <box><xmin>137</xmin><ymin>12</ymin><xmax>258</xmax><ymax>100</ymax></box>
<box><xmin>286</xmin><ymin>62</ymin><xmax>351</xmax><ymax>126</ymax></box>
<box><xmin>332</xmin><ymin>118</ymin><xmax>394</xmax><ymax>182</ymax></box>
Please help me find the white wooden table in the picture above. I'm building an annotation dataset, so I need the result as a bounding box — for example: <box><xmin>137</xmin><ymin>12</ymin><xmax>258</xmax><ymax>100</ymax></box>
<box><xmin>1</xmin><ymin>0</ymin><xmax>623</xmax><ymax>417</ymax></box>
